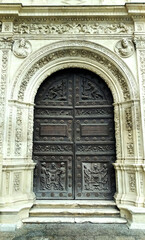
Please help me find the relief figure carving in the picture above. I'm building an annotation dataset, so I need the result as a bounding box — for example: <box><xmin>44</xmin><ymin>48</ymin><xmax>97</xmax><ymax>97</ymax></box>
<box><xmin>40</xmin><ymin>162</ymin><xmax>66</xmax><ymax>191</ymax></box>
<box><xmin>81</xmin><ymin>79</ymin><xmax>104</xmax><ymax>100</ymax></box>
<box><xmin>83</xmin><ymin>163</ymin><xmax>109</xmax><ymax>191</ymax></box>
<box><xmin>115</xmin><ymin>38</ymin><xmax>134</xmax><ymax>58</ymax></box>
<box><xmin>13</xmin><ymin>38</ymin><xmax>32</xmax><ymax>58</ymax></box>
<box><xmin>42</xmin><ymin>80</ymin><xmax>67</xmax><ymax>102</ymax></box>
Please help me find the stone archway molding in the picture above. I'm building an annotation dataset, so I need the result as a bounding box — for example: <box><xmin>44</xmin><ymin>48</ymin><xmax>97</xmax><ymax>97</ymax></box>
<box><xmin>11</xmin><ymin>40</ymin><xmax>138</xmax><ymax>104</ymax></box>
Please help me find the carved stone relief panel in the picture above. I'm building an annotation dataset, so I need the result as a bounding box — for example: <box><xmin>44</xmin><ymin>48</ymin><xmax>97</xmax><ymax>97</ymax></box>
<box><xmin>13</xmin><ymin>19</ymin><xmax>133</xmax><ymax>35</ymax></box>
<box><xmin>13</xmin><ymin>172</ymin><xmax>21</xmax><ymax>192</ymax></box>
<box><xmin>2</xmin><ymin>22</ymin><xmax>13</xmax><ymax>32</ymax></box>
<box><xmin>128</xmin><ymin>173</ymin><xmax>136</xmax><ymax>193</ymax></box>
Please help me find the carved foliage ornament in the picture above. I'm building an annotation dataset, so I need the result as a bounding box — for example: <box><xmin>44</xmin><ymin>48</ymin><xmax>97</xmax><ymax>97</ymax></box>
<box><xmin>17</xmin><ymin>48</ymin><xmax>130</xmax><ymax>101</ymax></box>
<box><xmin>115</xmin><ymin>38</ymin><xmax>134</xmax><ymax>58</ymax></box>
<box><xmin>13</xmin><ymin>38</ymin><xmax>32</xmax><ymax>58</ymax></box>
<box><xmin>13</xmin><ymin>21</ymin><xmax>133</xmax><ymax>35</ymax></box>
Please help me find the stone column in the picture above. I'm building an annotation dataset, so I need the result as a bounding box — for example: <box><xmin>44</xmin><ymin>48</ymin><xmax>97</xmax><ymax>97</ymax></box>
<box><xmin>114</xmin><ymin>18</ymin><xmax>145</xmax><ymax>229</ymax></box>
<box><xmin>0</xmin><ymin>22</ymin><xmax>35</xmax><ymax>230</ymax></box>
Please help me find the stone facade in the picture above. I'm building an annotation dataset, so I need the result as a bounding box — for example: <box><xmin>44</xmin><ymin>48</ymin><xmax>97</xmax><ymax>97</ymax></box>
<box><xmin>0</xmin><ymin>0</ymin><xmax>145</xmax><ymax>230</ymax></box>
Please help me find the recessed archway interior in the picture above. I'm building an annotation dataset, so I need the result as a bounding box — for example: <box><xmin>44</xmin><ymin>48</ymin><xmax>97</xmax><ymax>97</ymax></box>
<box><xmin>33</xmin><ymin>68</ymin><xmax>116</xmax><ymax>200</ymax></box>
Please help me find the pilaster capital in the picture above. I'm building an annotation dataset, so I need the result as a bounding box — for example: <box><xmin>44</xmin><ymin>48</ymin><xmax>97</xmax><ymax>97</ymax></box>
<box><xmin>0</xmin><ymin>37</ymin><xmax>13</xmax><ymax>50</ymax></box>
<box><xmin>134</xmin><ymin>35</ymin><xmax>145</xmax><ymax>49</ymax></box>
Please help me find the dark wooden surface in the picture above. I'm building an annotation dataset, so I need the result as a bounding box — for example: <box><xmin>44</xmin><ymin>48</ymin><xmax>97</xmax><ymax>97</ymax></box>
<box><xmin>33</xmin><ymin>68</ymin><xmax>116</xmax><ymax>200</ymax></box>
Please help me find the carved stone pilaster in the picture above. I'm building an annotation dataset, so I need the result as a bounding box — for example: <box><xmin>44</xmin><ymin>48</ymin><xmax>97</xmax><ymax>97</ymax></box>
<box><xmin>135</xmin><ymin>37</ymin><xmax>145</xmax><ymax>158</ymax></box>
<box><xmin>0</xmin><ymin>48</ymin><xmax>11</xmax><ymax>157</ymax></box>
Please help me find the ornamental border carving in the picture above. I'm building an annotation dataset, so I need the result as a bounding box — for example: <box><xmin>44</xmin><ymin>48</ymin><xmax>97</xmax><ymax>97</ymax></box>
<box><xmin>11</xmin><ymin>40</ymin><xmax>138</xmax><ymax>103</ymax></box>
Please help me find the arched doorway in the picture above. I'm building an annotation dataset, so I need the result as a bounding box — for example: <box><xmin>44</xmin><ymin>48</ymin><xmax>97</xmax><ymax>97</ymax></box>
<box><xmin>33</xmin><ymin>68</ymin><xmax>116</xmax><ymax>200</ymax></box>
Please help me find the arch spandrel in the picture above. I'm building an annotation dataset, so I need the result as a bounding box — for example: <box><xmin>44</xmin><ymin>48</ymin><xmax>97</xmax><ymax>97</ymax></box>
<box><xmin>10</xmin><ymin>40</ymin><xmax>138</xmax><ymax>104</ymax></box>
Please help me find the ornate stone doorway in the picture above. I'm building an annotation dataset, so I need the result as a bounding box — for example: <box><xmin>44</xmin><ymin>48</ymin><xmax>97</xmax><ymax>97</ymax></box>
<box><xmin>33</xmin><ymin>68</ymin><xmax>116</xmax><ymax>200</ymax></box>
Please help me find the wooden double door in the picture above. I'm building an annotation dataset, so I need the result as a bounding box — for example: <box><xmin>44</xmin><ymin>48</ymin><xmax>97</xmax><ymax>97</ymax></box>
<box><xmin>33</xmin><ymin>69</ymin><xmax>116</xmax><ymax>200</ymax></box>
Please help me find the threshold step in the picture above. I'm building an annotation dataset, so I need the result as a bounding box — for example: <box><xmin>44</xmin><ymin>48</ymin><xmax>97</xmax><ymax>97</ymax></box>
<box><xmin>33</xmin><ymin>200</ymin><xmax>116</xmax><ymax>209</ymax></box>
<box><xmin>23</xmin><ymin>217</ymin><xmax>127</xmax><ymax>224</ymax></box>
<box><xmin>29</xmin><ymin>208</ymin><xmax>120</xmax><ymax>217</ymax></box>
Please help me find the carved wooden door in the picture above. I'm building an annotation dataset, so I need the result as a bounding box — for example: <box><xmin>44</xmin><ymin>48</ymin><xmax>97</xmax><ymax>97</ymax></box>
<box><xmin>33</xmin><ymin>69</ymin><xmax>116</xmax><ymax>200</ymax></box>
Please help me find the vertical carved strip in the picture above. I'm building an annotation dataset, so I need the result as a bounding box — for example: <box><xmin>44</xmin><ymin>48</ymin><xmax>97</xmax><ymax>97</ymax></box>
<box><xmin>128</xmin><ymin>173</ymin><xmax>136</xmax><ymax>193</ymax></box>
<box><xmin>6</xmin><ymin>171</ymin><xmax>10</xmax><ymax>195</ymax></box>
<box><xmin>7</xmin><ymin>106</ymin><xmax>13</xmax><ymax>156</ymax></box>
<box><xmin>0</xmin><ymin>50</ymin><xmax>9</xmax><ymax>155</ymax></box>
<box><xmin>125</xmin><ymin>107</ymin><xmax>134</xmax><ymax>156</ymax></box>
<box><xmin>138</xmin><ymin>49</ymin><xmax>145</xmax><ymax>158</ymax></box>
<box><xmin>114</xmin><ymin>104</ymin><xmax>121</xmax><ymax>159</ymax></box>
<box><xmin>13</xmin><ymin>172</ymin><xmax>21</xmax><ymax>192</ymax></box>
<box><xmin>15</xmin><ymin>108</ymin><xmax>22</xmax><ymax>156</ymax></box>
<box><xmin>27</xmin><ymin>106</ymin><xmax>34</xmax><ymax>158</ymax></box>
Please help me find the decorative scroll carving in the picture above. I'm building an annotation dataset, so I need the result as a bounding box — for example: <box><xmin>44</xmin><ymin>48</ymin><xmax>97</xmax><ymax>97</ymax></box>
<box><xmin>76</xmin><ymin>107</ymin><xmax>113</xmax><ymax>116</ymax></box>
<box><xmin>35</xmin><ymin>108</ymin><xmax>72</xmax><ymax>116</ymax></box>
<box><xmin>40</xmin><ymin>162</ymin><xmax>66</xmax><ymax>191</ymax></box>
<box><xmin>83</xmin><ymin>163</ymin><xmax>109</xmax><ymax>191</ymax></box>
<box><xmin>0</xmin><ymin>50</ymin><xmax>9</xmax><ymax>155</ymax></box>
<box><xmin>7</xmin><ymin>107</ymin><xmax>13</xmax><ymax>156</ymax></box>
<box><xmin>128</xmin><ymin>173</ymin><xmax>136</xmax><ymax>193</ymax></box>
<box><xmin>34</xmin><ymin>144</ymin><xmax>72</xmax><ymax>152</ymax></box>
<box><xmin>13</xmin><ymin>172</ymin><xmax>21</xmax><ymax>192</ymax></box>
<box><xmin>15</xmin><ymin>109</ymin><xmax>22</xmax><ymax>156</ymax></box>
<box><xmin>125</xmin><ymin>107</ymin><xmax>134</xmax><ymax>155</ymax></box>
<box><xmin>27</xmin><ymin>106</ymin><xmax>34</xmax><ymax>157</ymax></box>
<box><xmin>77</xmin><ymin>144</ymin><xmax>114</xmax><ymax>152</ymax></box>
<box><xmin>17</xmin><ymin>48</ymin><xmax>130</xmax><ymax>101</ymax></box>
<box><xmin>6</xmin><ymin>172</ymin><xmax>10</xmax><ymax>194</ymax></box>
<box><xmin>115</xmin><ymin>38</ymin><xmax>134</xmax><ymax>58</ymax></box>
<box><xmin>114</xmin><ymin>105</ymin><xmax>121</xmax><ymax>158</ymax></box>
<box><xmin>13</xmin><ymin>21</ymin><xmax>133</xmax><ymax>35</ymax></box>
<box><xmin>13</xmin><ymin>38</ymin><xmax>32</xmax><ymax>58</ymax></box>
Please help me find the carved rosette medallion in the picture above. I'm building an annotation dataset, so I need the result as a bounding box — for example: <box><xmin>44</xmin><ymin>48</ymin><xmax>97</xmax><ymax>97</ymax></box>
<box><xmin>13</xmin><ymin>38</ymin><xmax>32</xmax><ymax>58</ymax></box>
<box><xmin>115</xmin><ymin>38</ymin><xmax>134</xmax><ymax>58</ymax></box>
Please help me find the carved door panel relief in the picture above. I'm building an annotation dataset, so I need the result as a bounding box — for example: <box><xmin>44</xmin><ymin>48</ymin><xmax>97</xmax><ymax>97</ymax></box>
<box><xmin>33</xmin><ymin>69</ymin><xmax>116</xmax><ymax>200</ymax></box>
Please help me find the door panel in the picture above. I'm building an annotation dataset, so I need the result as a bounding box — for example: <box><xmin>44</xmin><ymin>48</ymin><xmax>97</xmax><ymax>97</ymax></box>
<box><xmin>33</xmin><ymin>69</ymin><xmax>116</xmax><ymax>200</ymax></box>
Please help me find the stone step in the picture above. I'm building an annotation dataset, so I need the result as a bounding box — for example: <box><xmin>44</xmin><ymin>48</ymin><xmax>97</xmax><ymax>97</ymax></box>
<box><xmin>29</xmin><ymin>207</ymin><xmax>120</xmax><ymax>217</ymax></box>
<box><xmin>33</xmin><ymin>200</ymin><xmax>116</xmax><ymax>209</ymax></box>
<box><xmin>23</xmin><ymin>216</ymin><xmax>127</xmax><ymax>224</ymax></box>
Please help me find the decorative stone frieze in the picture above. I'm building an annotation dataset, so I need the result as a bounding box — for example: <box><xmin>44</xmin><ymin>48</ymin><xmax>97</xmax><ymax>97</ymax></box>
<box><xmin>13</xmin><ymin>20</ymin><xmax>133</xmax><ymax>35</ymax></box>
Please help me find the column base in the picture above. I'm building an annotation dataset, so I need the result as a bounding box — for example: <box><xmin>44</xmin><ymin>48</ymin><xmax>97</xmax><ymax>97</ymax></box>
<box><xmin>118</xmin><ymin>204</ymin><xmax>145</xmax><ymax>229</ymax></box>
<box><xmin>0</xmin><ymin>202</ymin><xmax>33</xmax><ymax>231</ymax></box>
